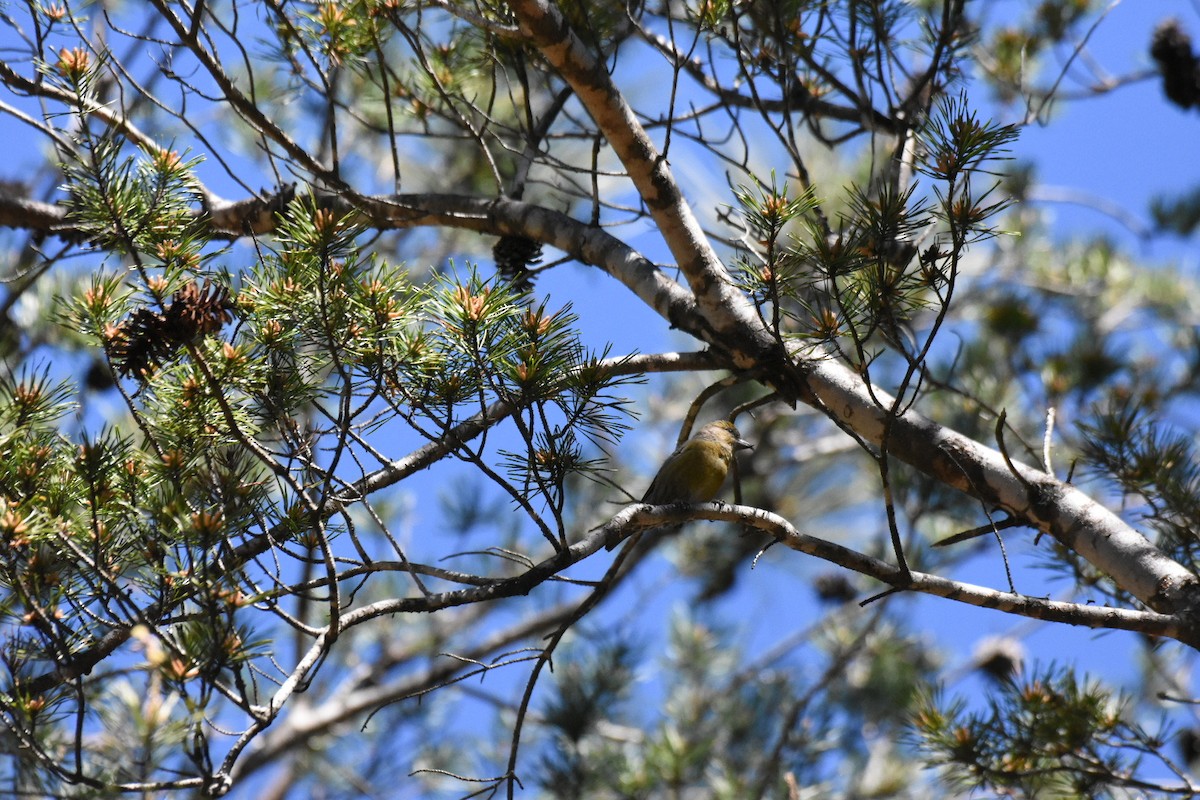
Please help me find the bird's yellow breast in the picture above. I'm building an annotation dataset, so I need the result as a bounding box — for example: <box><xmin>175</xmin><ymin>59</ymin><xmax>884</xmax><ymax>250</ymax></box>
<box><xmin>643</xmin><ymin>440</ymin><xmax>732</xmax><ymax>504</ymax></box>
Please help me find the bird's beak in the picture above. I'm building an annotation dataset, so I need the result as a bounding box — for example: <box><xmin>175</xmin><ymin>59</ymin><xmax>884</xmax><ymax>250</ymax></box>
<box><xmin>735</xmin><ymin>437</ymin><xmax>752</xmax><ymax>451</ymax></box>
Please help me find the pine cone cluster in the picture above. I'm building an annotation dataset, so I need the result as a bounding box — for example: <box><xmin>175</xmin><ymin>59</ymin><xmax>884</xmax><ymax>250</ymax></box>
<box><xmin>108</xmin><ymin>279</ymin><xmax>233</xmax><ymax>378</ymax></box>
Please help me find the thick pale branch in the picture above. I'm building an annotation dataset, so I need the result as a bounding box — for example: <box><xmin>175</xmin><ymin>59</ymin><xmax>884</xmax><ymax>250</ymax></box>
<box><xmin>504</xmin><ymin>0</ymin><xmax>785</xmax><ymax>371</ymax></box>
<box><xmin>0</xmin><ymin>189</ymin><xmax>712</xmax><ymax>343</ymax></box>
<box><xmin>600</xmin><ymin>503</ymin><xmax>1193</xmax><ymax>644</ymax></box>
<box><xmin>801</xmin><ymin>357</ymin><xmax>1200</xmax><ymax>619</ymax></box>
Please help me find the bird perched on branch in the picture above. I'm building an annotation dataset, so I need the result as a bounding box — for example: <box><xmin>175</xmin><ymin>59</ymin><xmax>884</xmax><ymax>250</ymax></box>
<box><xmin>607</xmin><ymin>420</ymin><xmax>752</xmax><ymax>551</ymax></box>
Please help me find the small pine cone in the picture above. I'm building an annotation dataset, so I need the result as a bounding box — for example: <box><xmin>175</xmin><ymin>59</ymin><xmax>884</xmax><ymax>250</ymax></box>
<box><xmin>1151</xmin><ymin>19</ymin><xmax>1200</xmax><ymax>110</ymax></box>
<box><xmin>493</xmin><ymin>235</ymin><xmax>542</xmax><ymax>292</ymax></box>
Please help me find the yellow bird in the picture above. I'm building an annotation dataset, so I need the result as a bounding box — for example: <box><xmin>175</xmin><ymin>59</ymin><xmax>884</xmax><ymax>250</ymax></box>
<box><xmin>607</xmin><ymin>420</ymin><xmax>752</xmax><ymax>550</ymax></box>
